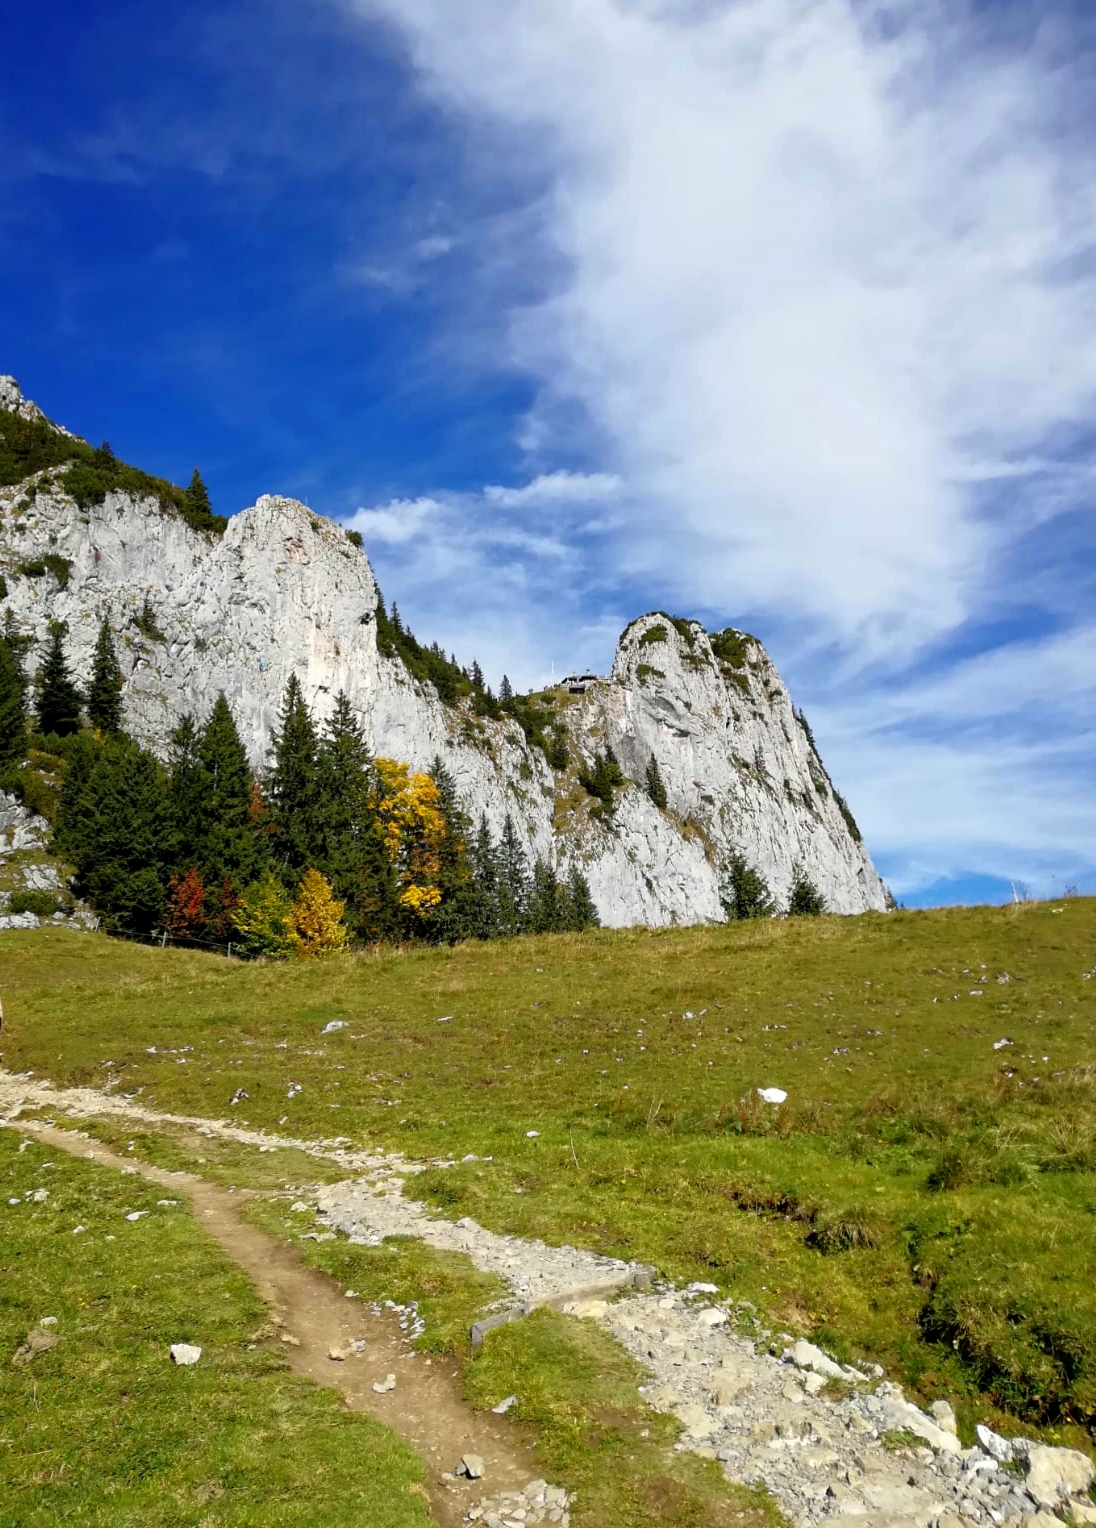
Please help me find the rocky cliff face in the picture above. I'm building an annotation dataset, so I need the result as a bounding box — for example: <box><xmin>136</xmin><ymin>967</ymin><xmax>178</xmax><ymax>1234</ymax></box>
<box><xmin>0</xmin><ymin>377</ymin><xmax>887</xmax><ymax>925</ymax></box>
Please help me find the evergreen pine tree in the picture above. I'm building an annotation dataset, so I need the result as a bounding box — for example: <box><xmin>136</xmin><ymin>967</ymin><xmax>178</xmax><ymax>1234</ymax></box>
<box><xmin>36</xmin><ymin>623</ymin><xmax>83</xmax><ymax>736</ymax></box>
<box><xmin>499</xmin><ymin>674</ymin><xmax>514</xmax><ymax>706</ymax></box>
<box><xmin>197</xmin><ymin>694</ymin><xmax>266</xmax><ymax>891</ymax></box>
<box><xmin>720</xmin><ymin>853</ymin><xmax>776</xmax><ymax>920</ymax></box>
<box><xmin>2</xmin><ymin>613</ymin><xmax>30</xmax><ymax>700</ymax></box>
<box><xmin>62</xmin><ymin>735</ymin><xmax>173</xmax><ymax>934</ymax></box>
<box><xmin>0</xmin><ymin>635</ymin><xmax>27</xmax><ymax>772</ymax></box>
<box><xmin>184</xmin><ymin>469</ymin><xmax>212</xmax><ymax>523</ymax></box>
<box><xmin>268</xmin><ymin>674</ymin><xmax>320</xmax><ymax>879</ymax></box>
<box><xmin>497</xmin><ymin>813</ymin><xmax>530</xmax><ymax>935</ymax></box>
<box><xmin>469</xmin><ymin>815</ymin><xmax>501</xmax><ymax>938</ymax></box>
<box><xmin>314</xmin><ymin>691</ymin><xmax>399</xmax><ymax>940</ymax></box>
<box><xmin>565</xmin><ymin>867</ymin><xmax>600</xmax><ymax>931</ymax></box>
<box><xmin>470</xmin><ymin>659</ymin><xmax>485</xmax><ymax>690</ymax></box>
<box><xmin>644</xmin><ymin>755</ymin><xmax>668</xmax><ymax>810</ymax></box>
<box><xmin>55</xmin><ymin>732</ymin><xmax>100</xmax><ymax>859</ymax></box>
<box><xmin>529</xmin><ymin>859</ymin><xmax>565</xmax><ymax>933</ymax></box>
<box><xmin>425</xmin><ymin>755</ymin><xmax>476</xmax><ymax>942</ymax></box>
<box><xmin>87</xmin><ymin>618</ymin><xmax>124</xmax><ymax>734</ymax></box>
<box><xmin>787</xmin><ymin>862</ymin><xmax>827</xmax><ymax>917</ymax></box>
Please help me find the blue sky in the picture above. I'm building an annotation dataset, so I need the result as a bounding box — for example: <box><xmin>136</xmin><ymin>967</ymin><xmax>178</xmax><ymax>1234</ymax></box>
<box><xmin>3</xmin><ymin>0</ymin><xmax>1096</xmax><ymax>907</ymax></box>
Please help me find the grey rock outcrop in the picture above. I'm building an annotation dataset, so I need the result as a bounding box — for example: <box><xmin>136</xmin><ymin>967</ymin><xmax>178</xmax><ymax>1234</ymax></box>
<box><xmin>0</xmin><ymin>375</ymin><xmax>887</xmax><ymax>926</ymax></box>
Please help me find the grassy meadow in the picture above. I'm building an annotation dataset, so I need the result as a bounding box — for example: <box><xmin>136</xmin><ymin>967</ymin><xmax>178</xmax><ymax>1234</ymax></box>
<box><xmin>3</xmin><ymin>899</ymin><xmax>1096</xmax><ymax>1450</ymax></box>
<box><xmin>0</xmin><ymin>1129</ymin><xmax>433</xmax><ymax>1527</ymax></box>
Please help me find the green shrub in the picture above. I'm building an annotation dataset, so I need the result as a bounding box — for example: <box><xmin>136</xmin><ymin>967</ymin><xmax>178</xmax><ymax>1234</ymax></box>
<box><xmin>638</xmin><ymin>624</ymin><xmax>668</xmax><ymax>646</ymax></box>
<box><xmin>8</xmin><ymin>889</ymin><xmax>67</xmax><ymax>917</ymax></box>
<box><xmin>133</xmin><ymin>597</ymin><xmax>166</xmax><ymax>642</ymax></box>
<box><xmin>346</xmin><ymin>528</ymin><xmax>363</xmax><ymax>549</ymax></box>
<box><xmin>709</xmin><ymin>628</ymin><xmax>753</xmax><ymax>669</ymax></box>
<box><xmin>7</xmin><ymin>767</ymin><xmax>60</xmax><ymax>823</ymax></box>
<box><xmin>16</xmin><ymin>552</ymin><xmax>73</xmax><ymax>589</ymax></box>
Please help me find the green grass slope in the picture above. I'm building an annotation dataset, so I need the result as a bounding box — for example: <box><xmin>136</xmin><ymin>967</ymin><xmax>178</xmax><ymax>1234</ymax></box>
<box><xmin>0</xmin><ymin>1131</ymin><xmax>431</xmax><ymax>1526</ymax></box>
<box><xmin>2</xmin><ymin>899</ymin><xmax>1095</xmax><ymax>1443</ymax></box>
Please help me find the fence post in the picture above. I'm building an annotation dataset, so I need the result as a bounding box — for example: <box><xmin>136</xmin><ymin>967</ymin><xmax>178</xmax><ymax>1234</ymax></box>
<box><xmin>161</xmin><ymin>930</ymin><xmax>167</xmax><ymax>949</ymax></box>
<box><xmin>227</xmin><ymin>942</ymin><xmax>232</xmax><ymax>960</ymax></box>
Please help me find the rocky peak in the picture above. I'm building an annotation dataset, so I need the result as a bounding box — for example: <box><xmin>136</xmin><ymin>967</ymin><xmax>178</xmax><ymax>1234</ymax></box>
<box><xmin>0</xmin><ymin>387</ymin><xmax>888</xmax><ymax>927</ymax></box>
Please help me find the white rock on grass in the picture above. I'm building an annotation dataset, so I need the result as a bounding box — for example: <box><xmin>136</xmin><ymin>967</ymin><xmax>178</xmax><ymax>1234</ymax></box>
<box><xmin>169</xmin><ymin>1344</ymin><xmax>202</xmax><ymax>1366</ymax></box>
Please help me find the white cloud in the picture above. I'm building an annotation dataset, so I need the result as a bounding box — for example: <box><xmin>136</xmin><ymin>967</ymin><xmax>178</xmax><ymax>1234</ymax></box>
<box><xmin>484</xmin><ymin>471</ymin><xmax>623</xmax><ymax>509</ymax></box>
<box><xmin>346</xmin><ymin>496</ymin><xmax>439</xmax><ymax>543</ymax></box>
<box><xmin>334</xmin><ymin>0</ymin><xmax>1096</xmax><ymax>890</ymax></box>
<box><xmin>343</xmin><ymin>0</ymin><xmax>1096</xmax><ymax>655</ymax></box>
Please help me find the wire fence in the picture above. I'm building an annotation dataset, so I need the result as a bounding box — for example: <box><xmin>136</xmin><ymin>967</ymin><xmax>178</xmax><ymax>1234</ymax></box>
<box><xmin>92</xmin><ymin>925</ymin><xmax>257</xmax><ymax>961</ymax></box>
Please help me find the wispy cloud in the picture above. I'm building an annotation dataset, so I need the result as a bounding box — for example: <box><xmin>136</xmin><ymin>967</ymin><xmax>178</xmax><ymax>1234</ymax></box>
<box><xmin>330</xmin><ymin>0</ymin><xmax>1096</xmax><ymax>894</ymax></box>
<box><xmin>484</xmin><ymin>471</ymin><xmax>622</xmax><ymax>509</ymax></box>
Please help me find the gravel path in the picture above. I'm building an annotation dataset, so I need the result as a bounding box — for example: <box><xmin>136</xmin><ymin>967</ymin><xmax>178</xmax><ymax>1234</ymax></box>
<box><xmin>4</xmin><ymin>1070</ymin><xmax>1094</xmax><ymax>1528</ymax></box>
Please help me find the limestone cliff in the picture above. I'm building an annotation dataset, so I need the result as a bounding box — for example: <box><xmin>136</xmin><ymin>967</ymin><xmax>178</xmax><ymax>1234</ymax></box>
<box><xmin>0</xmin><ymin>377</ymin><xmax>887</xmax><ymax>925</ymax></box>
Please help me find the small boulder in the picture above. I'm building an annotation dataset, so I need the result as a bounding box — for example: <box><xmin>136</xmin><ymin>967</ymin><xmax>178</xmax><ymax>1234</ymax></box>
<box><xmin>930</xmin><ymin>1399</ymin><xmax>958</xmax><ymax>1435</ymax></box>
<box><xmin>372</xmin><ymin>1373</ymin><xmax>396</xmax><ymax>1393</ymax></box>
<box><xmin>1024</xmin><ymin>1444</ymin><xmax>1096</xmax><ymax>1508</ymax></box>
<box><xmin>169</xmin><ymin>1343</ymin><xmax>202</xmax><ymax>1366</ymax></box>
<box><xmin>459</xmin><ymin>1454</ymin><xmax>485</xmax><ymax>1480</ymax></box>
<box><xmin>976</xmin><ymin>1423</ymin><xmax>1013</xmax><ymax>1462</ymax></box>
<box><xmin>12</xmin><ymin>1327</ymin><xmax>60</xmax><ymax>1367</ymax></box>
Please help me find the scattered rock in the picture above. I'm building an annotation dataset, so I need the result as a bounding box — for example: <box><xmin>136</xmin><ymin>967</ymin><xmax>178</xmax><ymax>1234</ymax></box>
<box><xmin>977</xmin><ymin>1425</ymin><xmax>1014</xmax><ymax>1463</ymax></box>
<box><xmin>459</xmin><ymin>1454</ymin><xmax>485</xmax><ymax>1480</ymax></box>
<box><xmin>930</xmin><ymin>1400</ymin><xmax>958</xmax><ymax>1435</ymax></box>
<box><xmin>321</xmin><ymin>1021</ymin><xmax>348</xmax><ymax>1034</ymax></box>
<box><xmin>372</xmin><ymin>1372</ymin><xmax>397</xmax><ymax>1393</ymax></box>
<box><xmin>758</xmin><ymin>1087</ymin><xmax>788</xmax><ymax>1104</ymax></box>
<box><xmin>169</xmin><ymin>1343</ymin><xmax>202</xmax><ymax>1366</ymax></box>
<box><xmin>328</xmin><ymin>1346</ymin><xmax>347</xmax><ymax>1362</ymax></box>
<box><xmin>12</xmin><ymin>1327</ymin><xmax>60</xmax><ymax>1366</ymax></box>
<box><xmin>492</xmin><ymin>1395</ymin><xmax>518</xmax><ymax>1414</ymax></box>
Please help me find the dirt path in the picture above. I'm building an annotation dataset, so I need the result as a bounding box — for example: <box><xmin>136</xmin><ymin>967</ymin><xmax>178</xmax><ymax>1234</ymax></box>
<box><xmin>7</xmin><ymin>1117</ymin><xmax>541</xmax><ymax>1528</ymax></box>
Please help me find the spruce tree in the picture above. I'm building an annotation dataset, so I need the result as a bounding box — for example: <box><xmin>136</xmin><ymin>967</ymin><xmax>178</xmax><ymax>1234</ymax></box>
<box><xmin>168</xmin><ymin>714</ymin><xmax>208</xmax><ymax>870</ymax></box>
<box><xmin>36</xmin><ymin>623</ymin><xmax>83</xmax><ymax>736</ymax></box>
<box><xmin>0</xmin><ymin>636</ymin><xmax>27</xmax><ymax>771</ymax></box>
<box><xmin>2</xmin><ymin>613</ymin><xmax>30</xmax><ymax>700</ymax></box>
<box><xmin>499</xmin><ymin>674</ymin><xmax>514</xmax><ymax>706</ymax></box>
<box><xmin>425</xmin><ymin>755</ymin><xmax>476</xmax><ymax>942</ymax></box>
<box><xmin>787</xmin><ymin>862</ymin><xmax>827</xmax><ymax>917</ymax></box>
<box><xmin>197</xmin><ymin>693</ymin><xmax>265</xmax><ymax>890</ymax></box>
<box><xmin>182</xmin><ymin>469</ymin><xmax>219</xmax><ymax>532</ymax></box>
<box><xmin>470</xmin><ymin>659</ymin><xmax>485</xmax><ymax>690</ymax></box>
<box><xmin>529</xmin><ymin>859</ymin><xmax>565</xmax><ymax>933</ymax></box>
<box><xmin>314</xmin><ymin>691</ymin><xmax>398</xmax><ymax>939</ymax></box>
<box><xmin>63</xmin><ymin>735</ymin><xmax>173</xmax><ymax>934</ymax></box>
<box><xmin>565</xmin><ymin>867</ymin><xmax>599</xmax><ymax>931</ymax></box>
<box><xmin>720</xmin><ymin>853</ymin><xmax>776</xmax><ymax>920</ymax></box>
<box><xmin>644</xmin><ymin>755</ymin><xmax>668</xmax><ymax>810</ymax></box>
<box><xmin>87</xmin><ymin>618</ymin><xmax>124</xmax><ymax>734</ymax></box>
<box><xmin>268</xmin><ymin>674</ymin><xmax>320</xmax><ymax>879</ymax></box>
<box><xmin>497</xmin><ymin>813</ymin><xmax>530</xmax><ymax>935</ymax></box>
<box><xmin>469</xmin><ymin>815</ymin><xmax>501</xmax><ymax>938</ymax></box>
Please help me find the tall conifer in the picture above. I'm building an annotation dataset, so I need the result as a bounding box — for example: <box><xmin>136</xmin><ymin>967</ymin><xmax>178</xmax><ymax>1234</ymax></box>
<box><xmin>0</xmin><ymin>636</ymin><xmax>26</xmax><ymax>771</ymax></box>
<box><xmin>87</xmin><ymin>618</ymin><xmax>124</xmax><ymax>734</ymax></box>
<box><xmin>197</xmin><ymin>693</ymin><xmax>264</xmax><ymax>888</ymax></box>
<box><xmin>36</xmin><ymin>624</ymin><xmax>83</xmax><ymax>736</ymax></box>
<box><xmin>497</xmin><ymin>813</ymin><xmax>530</xmax><ymax>935</ymax></box>
<box><xmin>268</xmin><ymin>673</ymin><xmax>320</xmax><ymax>878</ymax></box>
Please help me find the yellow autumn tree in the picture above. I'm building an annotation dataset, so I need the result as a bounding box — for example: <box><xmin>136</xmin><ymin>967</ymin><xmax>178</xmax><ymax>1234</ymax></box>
<box><xmin>290</xmin><ymin>868</ymin><xmax>349</xmax><ymax>956</ymax></box>
<box><xmin>373</xmin><ymin>758</ymin><xmax>446</xmax><ymax>919</ymax></box>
